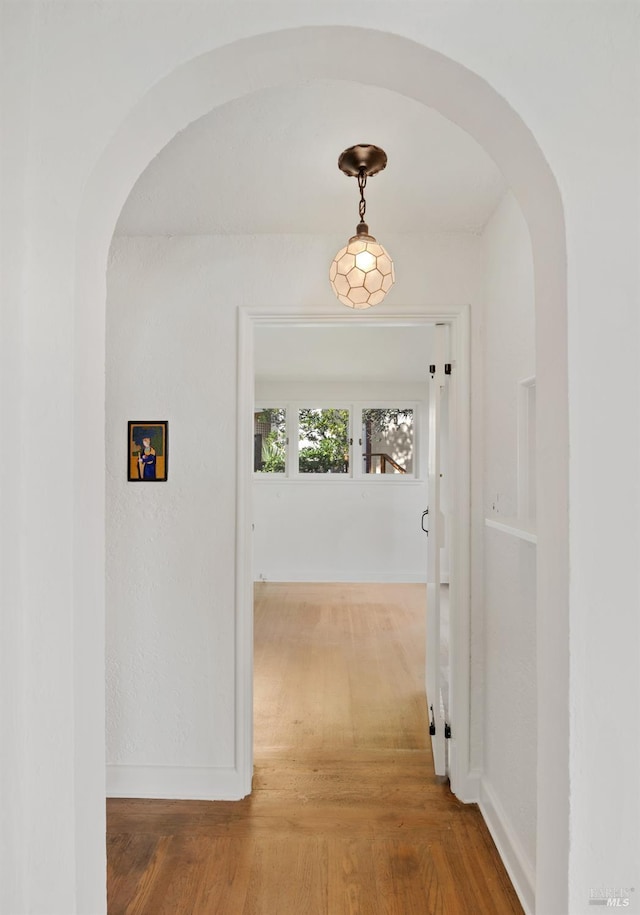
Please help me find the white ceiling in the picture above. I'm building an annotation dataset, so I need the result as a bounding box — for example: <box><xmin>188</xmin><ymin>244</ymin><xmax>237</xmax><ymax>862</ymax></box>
<box><xmin>116</xmin><ymin>80</ymin><xmax>506</xmax><ymax>237</ymax></box>
<box><xmin>255</xmin><ymin>324</ymin><xmax>433</xmax><ymax>383</ymax></box>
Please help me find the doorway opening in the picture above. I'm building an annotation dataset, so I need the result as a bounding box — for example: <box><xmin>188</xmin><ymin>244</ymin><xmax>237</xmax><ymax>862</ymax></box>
<box><xmin>237</xmin><ymin>308</ymin><xmax>472</xmax><ymax>800</ymax></box>
<box><xmin>67</xmin><ymin>23</ymin><xmax>570</xmax><ymax>915</ymax></box>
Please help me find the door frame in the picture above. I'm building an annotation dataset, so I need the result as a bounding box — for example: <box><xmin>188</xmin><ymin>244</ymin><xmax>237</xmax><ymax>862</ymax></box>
<box><xmin>236</xmin><ymin>306</ymin><xmax>473</xmax><ymax>800</ymax></box>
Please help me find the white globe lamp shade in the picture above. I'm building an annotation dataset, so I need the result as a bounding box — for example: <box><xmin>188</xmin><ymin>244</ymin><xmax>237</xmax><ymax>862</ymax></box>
<box><xmin>329</xmin><ymin>226</ymin><xmax>395</xmax><ymax>310</ymax></box>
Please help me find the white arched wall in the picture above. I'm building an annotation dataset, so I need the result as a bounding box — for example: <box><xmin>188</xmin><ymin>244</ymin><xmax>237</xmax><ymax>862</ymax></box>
<box><xmin>77</xmin><ymin>27</ymin><xmax>568</xmax><ymax>915</ymax></box>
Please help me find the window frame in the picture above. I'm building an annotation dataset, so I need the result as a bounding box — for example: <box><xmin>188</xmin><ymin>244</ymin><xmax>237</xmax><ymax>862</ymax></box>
<box><xmin>253</xmin><ymin>400</ymin><xmax>420</xmax><ymax>482</ymax></box>
<box><xmin>358</xmin><ymin>404</ymin><xmax>417</xmax><ymax>479</ymax></box>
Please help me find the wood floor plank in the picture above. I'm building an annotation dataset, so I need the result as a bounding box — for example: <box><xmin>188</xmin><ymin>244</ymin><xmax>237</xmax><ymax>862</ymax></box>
<box><xmin>107</xmin><ymin>834</ymin><xmax>163</xmax><ymax>915</ymax></box>
<box><xmin>119</xmin><ymin>835</ymin><xmax>171</xmax><ymax>915</ymax></box>
<box><xmin>107</xmin><ymin>582</ymin><xmax>523</xmax><ymax>914</ymax></box>
<box><xmin>242</xmin><ymin>837</ymin><xmax>328</xmax><ymax>915</ymax></box>
<box><xmin>126</xmin><ymin>837</ymin><xmax>207</xmax><ymax>915</ymax></box>
<box><xmin>327</xmin><ymin>837</ymin><xmax>379</xmax><ymax>915</ymax></box>
<box><xmin>187</xmin><ymin>837</ymin><xmax>255</xmax><ymax>914</ymax></box>
<box><xmin>106</xmin><ymin>834</ymin><xmax>134</xmax><ymax>915</ymax></box>
<box><xmin>446</xmin><ymin>813</ymin><xmax>524</xmax><ymax>913</ymax></box>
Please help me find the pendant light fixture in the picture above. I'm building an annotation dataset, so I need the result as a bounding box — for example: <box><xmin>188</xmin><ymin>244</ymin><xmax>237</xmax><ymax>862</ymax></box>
<box><xmin>329</xmin><ymin>144</ymin><xmax>395</xmax><ymax>309</ymax></box>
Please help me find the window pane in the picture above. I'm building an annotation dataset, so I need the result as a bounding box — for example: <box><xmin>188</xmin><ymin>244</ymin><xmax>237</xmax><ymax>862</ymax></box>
<box><xmin>298</xmin><ymin>408</ymin><xmax>350</xmax><ymax>474</ymax></box>
<box><xmin>361</xmin><ymin>408</ymin><xmax>414</xmax><ymax>474</ymax></box>
<box><xmin>254</xmin><ymin>408</ymin><xmax>286</xmax><ymax>473</ymax></box>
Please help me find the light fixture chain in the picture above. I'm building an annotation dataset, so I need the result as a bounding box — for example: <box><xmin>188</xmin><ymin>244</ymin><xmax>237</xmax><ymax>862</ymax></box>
<box><xmin>330</xmin><ymin>145</ymin><xmax>394</xmax><ymax>309</ymax></box>
<box><xmin>358</xmin><ymin>167</ymin><xmax>367</xmax><ymax>224</ymax></box>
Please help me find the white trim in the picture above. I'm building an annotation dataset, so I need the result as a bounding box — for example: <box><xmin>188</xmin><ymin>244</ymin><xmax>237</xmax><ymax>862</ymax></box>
<box><xmin>517</xmin><ymin>376</ymin><xmax>537</xmax><ymax>525</ymax></box>
<box><xmin>479</xmin><ymin>777</ymin><xmax>536</xmax><ymax>915</ymax></box>
<box><xmin>237</xmin><ymin>307</ymin><xmax>473</xmax><ymax>805</ymax></box>
<box><xmin>256</xmin><ymin>570</ymin><xmax>428</xmax><ymax>584</ymax></box>
<box><xmin>106</xmin><ymin>765</ymin><xmax>249</xmax><ymax>801</ymax></box>
<box><xmin>236</xmin><ymin>309</ymin><xmax>255</xmax><ymax>798</ymax></box>
<box><xmin>446</xmin><ymin>305</ymin><xmax>472</xmax><ymax>801</ymax></box>
<box><xmin>458</xmin><ymin>766</ymin><xmax>481</xmax><ymax>803</ymax></box>
<box><xmin>485</xmin><ymin>516</ymin><xmax>537</xmax><ymax>544</ymax></box>
<box><xmin>253</xmin><ymin>477</ymin><xmax>425</xmax><ymax>486</ymax></box>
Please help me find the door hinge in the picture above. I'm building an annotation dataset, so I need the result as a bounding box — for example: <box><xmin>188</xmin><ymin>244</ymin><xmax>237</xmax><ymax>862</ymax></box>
<box><xmin>429</xmin><ymin>363</ymin><xmax>453</xmax><ymax>377</ymax></box>
<box><xmin>444</xmin><ymin>722</ymin><xmax>452</xmax><ymax>739</ymax></box>
<box><xmin>445</xmin><ymin>363</ymin><xmax>452</xmax><ymax>375</ymax></box>
<box><xmin>429</xmin><ymin>364</ymin><xmax>436</xmax><ymax>376</ymax></box>
<box><xmin>429</xmin><ymin>704</ymin><xmax>436</xmax><ymax>736</ymax></box>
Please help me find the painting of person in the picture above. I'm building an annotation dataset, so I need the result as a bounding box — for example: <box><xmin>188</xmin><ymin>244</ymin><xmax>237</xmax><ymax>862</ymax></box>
<box><xmin>128</xmin><ymin>422</ymin><xmax>168</xmax><ymax>481</ymax></box>
<box><xmin>138</xmin><ymin>436</ymin><xmax>156</xmax><ymax>480</ymax></box>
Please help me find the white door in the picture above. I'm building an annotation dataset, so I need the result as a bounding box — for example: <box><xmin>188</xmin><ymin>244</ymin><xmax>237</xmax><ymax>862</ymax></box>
<box><xmin>425</xmin><ymin>323</ymin><xmax>449</xmax><ymax>777</ymax></box>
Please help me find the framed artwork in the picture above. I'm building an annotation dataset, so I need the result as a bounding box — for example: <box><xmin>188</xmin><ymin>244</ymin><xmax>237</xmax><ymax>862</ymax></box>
<box><xmin>128</xmin><ymin>421</ymin><xmax>168</xmax><ymax>482</ymax></box>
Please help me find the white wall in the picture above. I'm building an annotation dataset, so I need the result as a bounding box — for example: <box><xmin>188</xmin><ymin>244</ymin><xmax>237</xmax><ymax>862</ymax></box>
<box><xmin>106</xmin><ymin>232</ymin><xmax>481</xmax><ymax>796</ymax></box>
<box><xmin>106</xmin><ymin>241</ymin><xmax>239</xmax><ymax>784</ymax></box>
<box><xmin>253</xmin><ymin>480</ymin><xmax>427</xmax><ymax>582</ymax></box>
<box><xmin>1</xmin><ymin>7</ymin><xmax>35</xmax><ymax>913</ymax></box>
<box><xmin>480</xmin><ymin>192</ymin><xmax>537</xmax><ymax>909</ymax></box>
<box><xmin>253</xmin><ymin>379</ymin><xmax>428</xmax><ymax>582</ymax></box>
<box><xmin>3</xmin><ymin>7</ymin><xmax>639</xmax><ymax>914</ymax></box>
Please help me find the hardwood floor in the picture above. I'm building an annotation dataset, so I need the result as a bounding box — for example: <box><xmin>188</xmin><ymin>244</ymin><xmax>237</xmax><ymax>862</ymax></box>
<box><xmin>107</xmin><ymin>582</ymin><xmax>523</xmax><ymax>914</ymax></box>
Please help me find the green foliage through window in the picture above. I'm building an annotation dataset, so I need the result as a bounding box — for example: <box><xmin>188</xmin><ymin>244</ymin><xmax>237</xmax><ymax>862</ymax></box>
<box><xmin>254</xmin><ymin>405</ymin><xmax>414</xmax><ymax>477</ymax></box>
<box><xmin>254</xmin><ymin>408</ymin><xmax>286</xmax><ymax>473</ymax></box>
<box><xmin>298</xmin><ymin>408</ymin><xmax>350</xmax><ymax>474</ymax></box>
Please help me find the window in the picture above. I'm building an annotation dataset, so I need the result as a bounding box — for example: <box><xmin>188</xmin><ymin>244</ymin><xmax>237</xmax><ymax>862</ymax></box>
<box><xmin>254</xmin><ymin>408</ymin><xmax>286</xmax><ymax>473</ymax></box>
<box><xmin>298</xmin><ymin>408</ymin><xmax>350</xmax><ymax>474</ymax></box>
<box><xmin>361</xmin><ymin>408</ymin><xmax>414</xmax><ymax>475</ymax></box>
<box><xmin>253</xmin><ymin>402</ymin><xmax>418</xmax><ymax>480</ymax></box>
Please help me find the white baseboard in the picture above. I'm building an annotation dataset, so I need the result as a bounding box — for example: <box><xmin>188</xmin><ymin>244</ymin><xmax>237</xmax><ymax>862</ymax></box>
<box><xmin>455</xmin><ymin>766</ymin><xmax>481</xmax><ymax>803</ymax></box>
<box><xmin>479</xmin><ymin>777</ymin><xmax>535</xmax><ymax>915</ymax></box>
<box><xmin>254</xmin><ymin>570</ymin><xmax>428</xmax><ymax>583</ymax></box>
<box><xmin>106</xmin><ymin>764</ymin><xmax>249</xmax><ymax>800</ymax></box>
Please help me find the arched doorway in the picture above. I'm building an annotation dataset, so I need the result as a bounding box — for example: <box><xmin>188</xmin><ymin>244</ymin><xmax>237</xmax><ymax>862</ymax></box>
<box><xmin>76</xmin><ymin>26</ymin><xmax>567</xmax><ymax>912</ymax></box>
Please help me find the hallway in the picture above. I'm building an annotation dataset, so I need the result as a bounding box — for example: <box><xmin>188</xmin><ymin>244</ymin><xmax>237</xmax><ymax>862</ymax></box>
<box><xmin>106</xmin><ymin>583</ymin><xmax>522</xmax><ymax>913</ymax></box>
